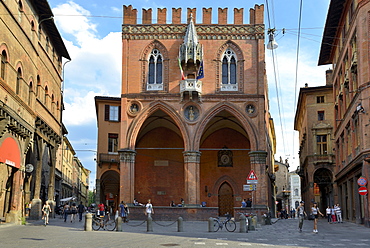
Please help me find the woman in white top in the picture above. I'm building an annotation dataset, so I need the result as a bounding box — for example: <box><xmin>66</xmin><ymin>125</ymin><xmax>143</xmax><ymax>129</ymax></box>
<box><xmin>311</xmin><ymin>202</ymin><xmax>324</xmax><ymax>233</ymax></box>
<box><xmin>145</xmin><ymin>199</ymin><xmax>154</xmax><ymax>218</ymax></box>
<box><xmin>326</xmin><ymin>206</ymin><xmax>332</xmax><ymax>223</ymax></box>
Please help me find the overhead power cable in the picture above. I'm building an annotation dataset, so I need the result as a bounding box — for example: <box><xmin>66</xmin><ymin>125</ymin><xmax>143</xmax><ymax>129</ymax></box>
<box><xmin>292</xmin><ymin>0</ymin><xmax>304</xmax><ymax>164</ymax></box>
<box><xmin>265</xmin><ymin>0</ymin><xmax>287</xmax><ymax>157</ymax></box>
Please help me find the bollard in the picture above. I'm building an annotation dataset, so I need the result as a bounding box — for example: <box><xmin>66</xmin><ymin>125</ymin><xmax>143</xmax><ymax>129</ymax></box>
<box><xmin>247</xmin><ymin>217</ymin><xmax>253</xmax><ymax>231</ymax></box>
<box><xmin>208</xmin><ymin>217</ymin><xmax>214</xmax><ymax>232</ymax></box>
<box><xmin>177</xmin><ymin>217</ymin><xmax>183</xmax><ymax>232</ymax></box>
<box><xmin>116</xmin><ymin>216</ymin><xmax>123</xmax><ymax>232</ymax></box>
<box><xmin>85</xmin><ymin>213</ymin><xmax>92</xmax><ymax>231</ymax></box>
<box><xmin>147</xmin><ymin>216</ymin><xmax>153</xmax><ymax>232</ymax></box>
<box><xmin>249</xmin><ymin>216</ymin><xmax>257</xmax><ymax>231</ymax></box>
<box><xmin>239</xmin><ymin>214</ymin><xmax>246</xmax><ymax>233</ymax></box>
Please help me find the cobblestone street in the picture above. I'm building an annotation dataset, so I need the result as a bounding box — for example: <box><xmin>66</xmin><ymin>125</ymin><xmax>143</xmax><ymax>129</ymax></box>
<box><xmin>0</xmin><ymin>216</ymin><xmax>369</xmax><ymax>247</ymax></box>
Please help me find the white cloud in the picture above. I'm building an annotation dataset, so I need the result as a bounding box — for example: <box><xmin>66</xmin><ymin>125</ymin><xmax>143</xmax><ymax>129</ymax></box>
<box><xmin>52</xmin><ymin>1</ymin><xmax>97</xmax><ymax>45</ymax></box>
<box><xmin>62</xmin><ymin>90</ymin><xmax>97</xmax><ymax>126</ymax></box>
<box><xmin>52</xmin><ymin>2</ymin><xmax>121</xmax><ymax>126</ymax></box>
<box><xmin>111</xmin><ymin>6</ymin><xmax>120</xmax><ymax>13</ymax></box>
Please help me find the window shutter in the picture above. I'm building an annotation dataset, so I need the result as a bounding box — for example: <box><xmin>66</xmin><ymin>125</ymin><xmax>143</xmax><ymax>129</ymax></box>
<box><xmin>118</xmin><ymin>106</ymin><xmax>121</xmax><ymax>121</ymax></box>
<box><xmin>105</xmin><ymin>105</ymin><xmax>109</xmax><ymax>121</ymax></box>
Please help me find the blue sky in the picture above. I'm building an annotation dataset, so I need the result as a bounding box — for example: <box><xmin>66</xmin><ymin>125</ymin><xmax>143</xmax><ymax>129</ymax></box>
<box><xmin>47</xmin><ymin>0</ymin><xmax>331</xmax><ymax>189</ymax></box>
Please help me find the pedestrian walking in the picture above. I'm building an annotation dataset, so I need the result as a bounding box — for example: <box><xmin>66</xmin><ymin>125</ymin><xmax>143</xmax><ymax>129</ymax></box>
<box><xmin>63</xmin><ymin>202</ymin><xmax>70</xmax><ymax>222</ymax></box>
<box><xmin>70</xmin><ymin>203</ymin><xmax>77</xmax><ymax>222</ymax></box>
<box><xmin>145</xmin><ymin>199</ymin><xmax>154</xmax><ymax>218</ymax></box>
<box><xmin>335</xmin><ymin>204</ymin><xmax>343</xmax><ymax>223</ymax></box>
<box><xmin>311</xmin><ymin>202</ymin><xmax>324</xmax><ymax>233</ymax></box>
<box><xmin>26</xmin><ymin>201</ymin><xmax>32</xmax><ymax>217</ymax></box>
<box><xmin>119</xmin><ymin>201</ymin><xmax>130</xmax><ymax>222</ymax></box>
<box><xmin>42</xmin><ymin>201</ymin><xmax>52</xmax><ymax>226</ymax></box>
<box><xmin>326</xmin><ymin>206</ymin><xmax>332</xmax><ymax>223</ymax></box>
<box><xmin>77</xmin><ymin>201</ymin><xmax>85</xmax><ymax>222</ymax></box>
<box><xmin>241</xmin><ymin>199</ymin><xmax>247</xmax><ymax>208</ymax></box>
<box><xmin>331</xmin><ymin>205</ymin><xmax>337</xmax><ymax>223</ymax></box>
<box><xmin>296</xmin><ymin>201</ymin><xmax>307</xmax><ymax>232</ymax></box>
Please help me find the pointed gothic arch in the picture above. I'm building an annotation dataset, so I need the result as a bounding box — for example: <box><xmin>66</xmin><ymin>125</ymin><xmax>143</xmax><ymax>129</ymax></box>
<box><xmin>194</xmin><ymin>102</ymin><xmax>258</xmax><ymax>151</ymax></box>
<box><xmin>126</xmin><ymin>101</ymin><xmax>190</xmax><ymax>150</ymax></box>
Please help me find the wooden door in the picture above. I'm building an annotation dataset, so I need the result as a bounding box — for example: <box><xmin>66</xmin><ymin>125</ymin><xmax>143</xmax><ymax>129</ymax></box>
<box><xmin>218</xmin><ymin>182</ymin><xmax>234</xmax><ymax>217</ymax></box>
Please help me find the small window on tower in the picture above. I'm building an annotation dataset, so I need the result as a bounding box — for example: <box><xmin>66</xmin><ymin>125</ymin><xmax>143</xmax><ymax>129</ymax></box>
<box><xmin>317</xmin><ymin>96</ymin><xmax>325</xmax><ymax>103</ymax></box>
<box><xmin>318</xmin><ymin>111</ymin><xmax>325</xmax><ymax>121</ymax></box>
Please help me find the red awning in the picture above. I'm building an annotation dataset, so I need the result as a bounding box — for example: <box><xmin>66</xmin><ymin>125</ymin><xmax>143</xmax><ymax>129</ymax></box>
<box><xmin>0</xmin><ymin>137</ymin><xmax>21</xmax><ymax>169</ymax></box>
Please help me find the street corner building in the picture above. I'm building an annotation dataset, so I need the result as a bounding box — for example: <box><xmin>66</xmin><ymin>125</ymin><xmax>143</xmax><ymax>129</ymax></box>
<box><xmin>95</xmin><ymin>4</ymin><xmax>277</xmax><ymax>220</ymax></box>
<box><xmin>0</xmin><ymin>0</ymin><xmax>70</xmax><ymax>223</ymax></box>
<box><xmin>295</xmin><ymin>0</ymin><xmax>370</xmax><ymax>228</ymax></box>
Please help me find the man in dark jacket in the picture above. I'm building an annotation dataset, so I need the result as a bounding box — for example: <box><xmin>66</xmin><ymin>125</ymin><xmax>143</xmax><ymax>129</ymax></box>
<box><xmin>77</xmin><ymin>202</ymin><xmax>85</xmax><ymax>222</ymax></box>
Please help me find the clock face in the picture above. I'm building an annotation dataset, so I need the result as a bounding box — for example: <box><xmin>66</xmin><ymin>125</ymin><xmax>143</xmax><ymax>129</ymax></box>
<box><xmin>25</xmin><ymin>164</ymin><xmax>34</xmax><ymax>173</ymax></box>
<box><xmin>221</xmin><ymin>154</ymin><xmax>230</xmax><ymax>165</ymax></box>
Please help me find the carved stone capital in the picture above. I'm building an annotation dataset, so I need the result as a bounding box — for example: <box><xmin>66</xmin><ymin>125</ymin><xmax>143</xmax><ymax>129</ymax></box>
<box><xmin>118</xmin><ymin>149</ymin><xmax>137</xmax><ymax>163</ymax></box>
<box><xmin>183</xmin><ymin>151</ymin><xmax>201</xmax><ymax>163</ymax></box>
<box><xmin>249</xmin><ymin>150</ymin><xmax>267</xmax><ymax>164</ymax></box>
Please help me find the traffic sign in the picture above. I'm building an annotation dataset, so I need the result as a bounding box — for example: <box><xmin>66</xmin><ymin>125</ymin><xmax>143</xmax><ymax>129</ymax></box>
<box><xmin>357</xmin><ymin>177</ymin><xmax>368</xmax><ymax>186</ymax></box>
<box><xmin>247</xmin><ymin>170</ymin><xmax>258</xmax><ymax>180</ymax></box>
<box><xmin>358</xmin><ymin>187</ymin><xmax>368</xmax><ymax>195</ymax></box>
<box><xmin>247</xmin><ymin>170</ymin><xmax>258</xmax><ymax>184</ymax></box>
<box><xmin>243</xmin><ymin>184</ymin><xmax>257</xmax><ymax>191</ymax></box>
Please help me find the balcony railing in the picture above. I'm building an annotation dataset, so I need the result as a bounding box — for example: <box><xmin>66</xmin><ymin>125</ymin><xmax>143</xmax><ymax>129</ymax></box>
<box><xmin>180</xmin><ymin>79</ymin><xmax>202</xmax><ymax>100</ymax></box>
<box><xmin>220</xmin><ymin>83</ymin><xmax>238</xmax><ymax>91</ymax></box>
<box><xmin>99</xmin><ymin>153</ymin><xmax>120</xmax><ymax>163</ymax></box>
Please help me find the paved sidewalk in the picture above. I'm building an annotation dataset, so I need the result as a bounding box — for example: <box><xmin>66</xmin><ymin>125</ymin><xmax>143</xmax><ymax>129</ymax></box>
<box><xmin>0</xmin><ymin>215</ymin><xmax>369</xmax><ymax>247</ymax></box>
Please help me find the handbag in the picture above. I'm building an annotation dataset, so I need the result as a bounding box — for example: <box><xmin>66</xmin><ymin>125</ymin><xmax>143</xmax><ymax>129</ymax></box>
<box><xmin>308</xmin><ymin>213</ymin><xmax>315</xmax><ymax>220</ymax></box>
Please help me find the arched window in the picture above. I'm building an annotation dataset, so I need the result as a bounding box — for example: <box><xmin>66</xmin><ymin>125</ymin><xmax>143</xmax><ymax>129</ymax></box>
<box><xmin>51</xmin><ymin>94</ymin><xmax>55</xmax><ymax>114</ymax></box>
<box><xmin>30</xmin><ymin>20</ymin><xmax>35</xmax><ymax>42</ymax></box>
<box><xmin>18</xmin><ymin>0</ymin><xmax>23</xmax><ymax>11</ymax></box>
<box><xmin>36</xmin><ymin>75</ymin><xmax>41</xmax><ymax>97</ymax></box>
<box><xmin>1</xmin><ymin>50</ymin><xmax>7</xmax><ymax>79</ymax></box>
<box><xmin>147</xmin><ymin>49</ymin><xmax>163</xmax><ymax>90</ymax></box>
<box><xmin>28</xmin><ymin>81</ymin><xmax>33</xmax><ymax>105</ymax></box>
<box><xmin>221</xmin><ymin>48</ymin><xmax>237</xmax><ymax>85</ymax></box>
<box><xmin>16</xmin><ymin>67</ymin><xmax>22</xmax><ymax>94</ymax></box>
<box><xmin>46</xmin><ymin>37</ymin><xmax>50</xmax><ymax>52</ymax></box>
<box><xmin>44</xmin><ymin>85</ymin><xmax>48</xmax><ymax>104</ymax></box>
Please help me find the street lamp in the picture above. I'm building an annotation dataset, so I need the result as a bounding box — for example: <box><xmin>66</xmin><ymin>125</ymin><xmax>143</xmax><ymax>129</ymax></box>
<box><xmin>267</xmin><ymin>28</ymin><xmax>278</xmax><ymax>50</ymax></box>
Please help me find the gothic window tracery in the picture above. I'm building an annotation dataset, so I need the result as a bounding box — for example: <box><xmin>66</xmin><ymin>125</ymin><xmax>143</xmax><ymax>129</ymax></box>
<box><xmin>222</xmin><ymin>48</ymin><xmax>237</xmax><ymax>85</ymax></box>
<box><xmin>148</xmin><ymin>49</ymin><xmax>163</xmax><ymax>87</ymax></box>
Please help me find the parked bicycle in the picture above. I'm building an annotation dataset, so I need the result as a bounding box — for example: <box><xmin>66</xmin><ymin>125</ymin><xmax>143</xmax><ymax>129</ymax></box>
<box><xmin>213</xmin><ymin>213</ymin><xmax>236</xmax><ymax>232</ymax></box>
<box><xmin>92</xmin><ymin>212</ymin><xmax>116</xmax><ymax>231</ymax></box>
<box><xmin>237</xmin><ymin>212</ymin><xmax>252</xmax><ymax>233</ymax></box>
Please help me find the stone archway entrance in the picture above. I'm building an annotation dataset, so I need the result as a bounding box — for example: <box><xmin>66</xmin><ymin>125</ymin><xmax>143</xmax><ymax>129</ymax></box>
<box><xmin>314</xmin><ymin>168</ymin><xmax>333</xmax><ymax>212</ymax></box>
<box><xmin>218</xmin><ymin>182</ymin><xmax>234</xmax><ymax>216</ymax></box>
<box><xmin>99</xmin><ymin>170</ymin><xmax>120</xmax><ymax>210</ymax></box>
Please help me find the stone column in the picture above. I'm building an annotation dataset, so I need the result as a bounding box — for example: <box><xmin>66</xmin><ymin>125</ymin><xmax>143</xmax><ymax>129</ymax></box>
<box><xmin>119</xmin><ymin>149</ymin><xmax>136</xmax><ymax>203</ymax></box>
<box><xmin>6</xmin><ymin>169</ymin><xmax>23</xmax><ymax>223</ymax></box>
<box><xmin>95</xmin><ymin>178</ymin><xmax>101</xmax><ymax>205</ymax></box>
<box><xmin>47</xmin><ymin>146</ymin><xmax>57</xmax><ymax>217</ymax></box>
<box><xmin>249</xmin><ymin>151</ymin><xmax>267</xmax><ymax>207</ymax></box>
<box><xmin>348</xmin><ymin>179</ymin><xmax>353</xmax><ymax>221</ymax></box>
<box><xmin>183</xmin><ymin>151</ymin><xmax>201</xmax><ymax>206</ymax></box>
<box><xmin>30</xmin><ymin>137</ymin><xmax>44</xmax><ymax>219</ymax></box>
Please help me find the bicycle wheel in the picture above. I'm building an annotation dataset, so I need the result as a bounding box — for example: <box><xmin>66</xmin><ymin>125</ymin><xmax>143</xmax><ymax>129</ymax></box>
<box><xmin>92</xmin><ymin>218</ymin><xmax>101</xmax><ymax>231</ymax></box>
<box><xmin>105</xmin><ymin>219</ymin><xmax>116</xmax><ymax>231</ymax></box>
<box><xmin>213</xmin><ymin>219</ymin><xmax>220</xmax><ymax>232</ymax></box>
<box><xmin>225</xmin><ymin>219</ymin><xmax>236</xmax><ymax>232</ymax></box>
